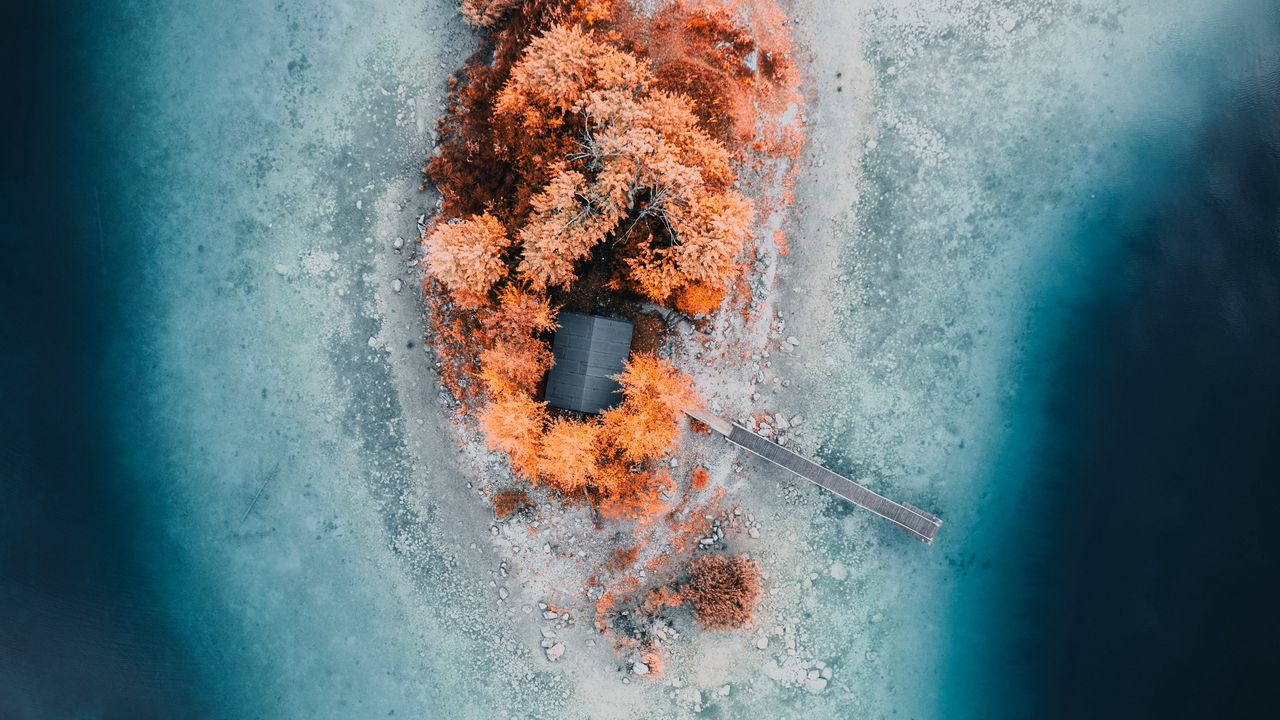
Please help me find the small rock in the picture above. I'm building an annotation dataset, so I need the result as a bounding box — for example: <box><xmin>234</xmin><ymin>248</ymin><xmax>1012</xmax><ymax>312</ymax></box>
<box><xmin>632</xmin><ymin>662</ymin><xmax>649</xmax><ymax>676</ymax></box>
<box><xmin>755</xmin><ymin>636</ymin><xmax>769</xmax><ymax>650</ymax></box>
<box><xmin>719</xmin><ymin>685</ymin><xmax>731</xmax><ymax>697</ymax></box>
<box><xmin>392</xmin><ymin>278</ymin><xmax>403</xmax><ymax>293</ymax></box>
<box><xmin>543</xmin><ymin>611</ymin><xmax>558</xmax><ymax>620</ymax></box>
<box><xmin>498</xmin><ymin>587</ymin><xmax>509</xmax><ymax>600</ymax></box>
<box><xmin>545</xmin><ymin>643</ymin><xmax>564</xmax><ymax>661</ymax></box>
<box><xmin>393</xmin><ymin>236</ymin><xmax>405</xmax><ymax>250</ymax></box>
<box><xmin>830</xmin><ymin>561</ymin><xmax>848</xmax><ymax>581</ymax></box>
<box><xmin>786</xmin><ymin>336</ymin><xmax>800</xmax><ymax>346</ymax></box>
<box><xmin>804</xmin><ymin>677</ymin><xmax>828</xmax><ymax>694</ymax></box>
<box><xmin>540</xmin><ymin>627</ymin><xmax>556</xmax><ymax>638</ymax></box>
<box><xmin>273</xmin><ymin>263</ymin><xmax>289</xmax><ymax>275</ymax></box>
<box><xmin>748</xmin><ymin>527</ymin><xmax>761</xmax><ymax>539</ymax></box>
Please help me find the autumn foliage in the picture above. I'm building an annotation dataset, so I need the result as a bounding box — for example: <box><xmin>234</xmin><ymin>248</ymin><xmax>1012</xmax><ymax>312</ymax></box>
<box><xmin>601</xmin><ymin>355</ymin><xmax>698</xmax><ymax>462</ymax></box>
<box><xmin>494</xmin><ymin>24</ymin><xmax>753</xmax><ymax>302</ymax></box>
<box><xmin>460</xmin><ymin>0</ymin><xmax>523</xmax><ymax>28</ymax></box>
<box><xmin>477</xmin><ymin>352</ymin><xmax>694</xmax><ymax>519</ymax></box>
<box><xmin>422</xmin><ymin>212</ymin><xmax>511</xmax><ymax>303</ymax></box>
<box><xmin>420</xmin><ymin>1</ymin><xmax>781</xmax><ymax>521</ymax></box>
<box><xmin>421</xmin><ymin>0</ymin><xmax>793</xmax><ymax>642</ymax></box>
<box><xmin>683</xmin><ymin>553</ymin><xmax>762</xmax><ymax>630</ymax></box>
<box><xmin>428</xmin><ymin>21</ymin><xmax>753</xmax><ymax>307</ymax></box>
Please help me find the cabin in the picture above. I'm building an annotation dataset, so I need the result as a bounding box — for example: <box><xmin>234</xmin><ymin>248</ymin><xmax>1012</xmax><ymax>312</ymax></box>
<box><xmin>544</xmin><ymin>311</ymin><xmax>634</xmax><ymax>414</ymax></box>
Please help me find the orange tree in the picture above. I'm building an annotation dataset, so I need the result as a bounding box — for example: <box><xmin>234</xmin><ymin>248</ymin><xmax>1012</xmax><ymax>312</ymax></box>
<box><xmin>420</xmin><ymin>11</ymin><xmax>757</xmax><ymax>519</ymax></box>
<box><xmin>496</xmin><ymin>25</ymin><xmax>753</xmax><ymax>304</ymax></box>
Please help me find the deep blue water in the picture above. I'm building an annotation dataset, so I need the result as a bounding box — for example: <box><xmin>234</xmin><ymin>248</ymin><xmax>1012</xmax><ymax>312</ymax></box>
<box><xmin>3</xmin><ymin>1</ymin><xmax>1279</xmax><ymax>718</ymax></box>
<box><xmin>1</xmin><ymin>3</ymin><xmax>206</xmax><ymax>717</ymax></box>
<box><xmin>955</xmin><ymin>12</ymin><xmax>1280</xmax><ymax>717</ymax></box>
<box><xmin>1023</xmin><ymin>64</ymin><xmax>1280</xmax><ymax>715</ymax></box>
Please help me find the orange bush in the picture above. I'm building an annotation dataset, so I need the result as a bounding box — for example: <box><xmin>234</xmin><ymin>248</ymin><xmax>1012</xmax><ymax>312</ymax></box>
<box><xmin>492</xmin><ymin>487</ymin><xmax>532</xmax><ymax>519</ymax></box>
<box><xmin>683</xmin><ymin>553</ymin><xmax>762</xmax><ymax>630</ymax></box>
<box><xmin>601</xmin><ymin>355</ymin><xmax>698</xmax><ymax>462</ymax></box>
<box><xmin>536</xmin><ymin>418</ymin><xmax>602</xmax><ymax>492</ymax></box>
<box><xmin>479</xmin><ymin>393</ymin><xmax>548</xmax><ymax>475</ymax></box>
<box><xmin>476</xmin><ymin>286</ymin><xmax>557</xmax><ymax>396</ymax></box>
<box><xmin>460</xmin><ymin>0</ymin><xmax>522</xmax><ymax>28</ymax></box>
<box><xmin>480</xmin><ymin>285</ymin><xmax>557</xmax><ymax>341</ymax></box>
<box><xmin>597</xmin><ymin>468</ymin><xmax>674</xmax><ymax>521</ymax></box>
<box><xmin>422</xmin><ymin>213</ymin><xmax>511</xmax><ymax>303</ymax></box>
<box><xmin>516</xmin><ymin>167</ymin><xmax>617</xmax><ymax>289</ymax></box>
<box><xmin>641</xmin><ymin>650</ymin><xmax>666</xmax><ymax>674</ymax></box>
<box><xmin>642</xmin><ymin>585</ymin><xmax>683</xmax><ymax>612</ymax></box>
<box><xmin>615</xmin><ymin>354</ymin><xmax>699</xmax><ymax>419</ymax></box>
<box><xmin>674</xmin><ymin>280</ymin><xmax>726</xmax><ymax>316</ymax></box>
<box><xmin>478</xmin><ymin>342</ymin><xmax>552</xmax><ymax>397</ymax></box>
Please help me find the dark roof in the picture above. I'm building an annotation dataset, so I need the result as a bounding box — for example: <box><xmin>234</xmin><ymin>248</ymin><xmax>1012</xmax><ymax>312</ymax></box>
<box><xmin>544</xmin><ymin>312</ymin><xmax>634</xmax><ymax>414</ymax></box>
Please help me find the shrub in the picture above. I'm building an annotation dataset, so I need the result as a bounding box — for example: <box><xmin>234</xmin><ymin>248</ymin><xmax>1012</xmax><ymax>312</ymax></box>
<box><xmin>422</xmin><ymin>213</ymin><xmax>511</xmax><ymax>303</ymax></box>
<box><xmin>492</xmin><ymin>488</ymin><xmax>532</xmax><ymax>519</ymax></box>
<box><xmin>683</xmin><ymin>553</ymin><xmax>762</xmax><ymax>630</ymax></box>
<box><xmin>479</xmin><ymin>393</ymin><xmax>548</xmax><ymax>475</ymax></box>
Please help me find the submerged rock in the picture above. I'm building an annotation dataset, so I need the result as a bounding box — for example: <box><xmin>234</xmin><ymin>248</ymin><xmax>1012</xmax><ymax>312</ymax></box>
<box><xmin>804</xmin><ymin>676</ymin><xmax>828</xmax><ymax>694</ymax></box>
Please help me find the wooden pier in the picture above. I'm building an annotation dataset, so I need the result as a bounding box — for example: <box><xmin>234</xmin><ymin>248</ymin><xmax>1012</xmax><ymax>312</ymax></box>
<box><xmin>687</xmin><ymin>409</ymin><xmax>942</xmax><ymax>544</ymax></box>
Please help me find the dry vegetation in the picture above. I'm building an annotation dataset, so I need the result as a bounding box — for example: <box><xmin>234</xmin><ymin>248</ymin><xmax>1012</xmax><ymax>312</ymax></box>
<box><xmin>682</xmin><ymin>553</ymin><xmax>763</xmax><ymax>630</ymax></box>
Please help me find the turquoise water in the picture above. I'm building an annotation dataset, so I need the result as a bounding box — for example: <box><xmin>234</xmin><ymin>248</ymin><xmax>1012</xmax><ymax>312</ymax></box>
<box><xmin>781</xmin><ymin>0</ymin><xmax>1278</xmax><ymax>716</ymax></box>
<box><xmin>4</xmin><ymin>0</ymin><xmax>1278</xmax><ymax>718</ymax></box>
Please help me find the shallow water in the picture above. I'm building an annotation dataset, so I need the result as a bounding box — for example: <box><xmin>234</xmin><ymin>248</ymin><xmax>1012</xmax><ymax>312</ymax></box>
<box><xmin>792</xmin><ymin>1</ymin><xmax>1280</xmax><ymax>717</ymax></box>
<box><xmin>3</xmin><ymin>0</ymin><xmax>1278</xmax><ymax>718</ymax></box>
